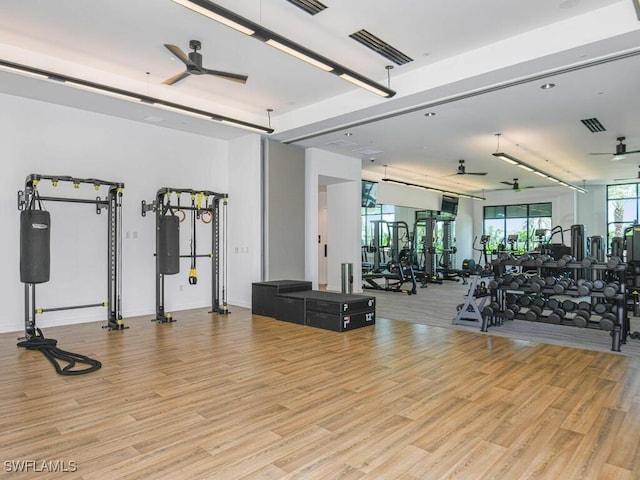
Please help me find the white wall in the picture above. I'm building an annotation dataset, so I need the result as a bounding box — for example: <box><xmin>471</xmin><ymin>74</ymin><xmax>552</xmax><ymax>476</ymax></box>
<box><xmin>376</xmin><ymin>181</ymin><xmax>441</xmax><ymax>210</ymax></box>
<box><xmin>227</xmin><ymin>134</ymin><xmax>263</xmax><ymax>308</ymax></box>
<box><xmin>576</xmin><ymin>184</ymin><xmax>607</xmax><ymax>238</ymax></box>
<box><xmin>305</xmin><ymin>149</ymin><xmax>361</xmax><ymax>292</ymax></box>
<box><xmin>0</xmin><ymin>92</ymin><xmax>232</xmax><ymax>333</ymax></box>
<box><xmin>265</xmin><ymin>140</ymin><xmax>305</xmax><ymax>281</ymax></box>
<box><xmin>318</xmin><ymin>191</ymin><xmax>328</xmax><ymax>285</ymax></box>
<box><xmin>454</xmin><ymin>198</ymin><xmax>474</xmax><ymax>267</ymax></box>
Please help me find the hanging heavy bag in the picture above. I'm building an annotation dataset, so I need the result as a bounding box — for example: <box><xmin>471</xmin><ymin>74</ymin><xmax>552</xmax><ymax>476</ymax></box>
<box><xmin>158</xmin><ymin>214</ymin><xmax>180</xmax><ymax>275</ymax></box>
<box><xmin>20</xmin><ymin>209</ymin><xmax>51</xmax><ymax>283</ymax></box>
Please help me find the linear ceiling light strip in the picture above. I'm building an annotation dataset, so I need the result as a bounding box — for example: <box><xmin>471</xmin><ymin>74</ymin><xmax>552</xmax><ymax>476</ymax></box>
<box><xmin>492</xmin><ymin>152</ymin><xmax>587</xmax><ymax>193</ymax></box>
<box><xmin>0</xmin><ymin>59</ymin><xmax>273</xmax><ymax>134</ymax></box>
<box><xmin>171</xmin><ymin>0</ymin><xmax>396</xmax><ymax>98</ymax></box>
<box><xmin>381</xmin><ymin>178</ymin><xmax>485</xmax><ymax>201</ymax></box>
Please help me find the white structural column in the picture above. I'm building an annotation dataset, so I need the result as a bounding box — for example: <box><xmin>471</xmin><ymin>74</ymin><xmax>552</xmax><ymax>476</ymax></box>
<box><xmin>305</xmin><ymin>148</ymin><xmax>362</xmax><ymax>292</ymax></box>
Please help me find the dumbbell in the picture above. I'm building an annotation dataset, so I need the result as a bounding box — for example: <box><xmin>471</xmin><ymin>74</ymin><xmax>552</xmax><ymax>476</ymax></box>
<box><xmin>525</xmin><ymin>305</ymin><xmax>544</xmax><ymax>321</ymax></box>
<box><xmin>534</xmin><ymin>254</ymin><xmax>552</xmax><ymax>266</ymax></box>
<box><xmin>502</xmin><ymin>304</ymin><xmax>520</xmax><ymax>319</ymax></box>
<box><xmin>547</xmin><ymin>298</ymin><xmax>561</xmax><ymax>310</ymax></box>
<box><xmin>576</xmin><ymin>280</ymin><xmax>593</xmax><ymax>296</ymax></box>
<box><xmin>518</xmin><ymin>254</ymin><xmax>533</xmax><ymax>263</ymax></box>
<box><xmin>482</xmin><ymin>302</ymin><xmax>501</xmax><ymax>317</ymax></box>
<box><xmin>593</xmin><ymin>302</ymin><xmax>611</xmax><ymax>315</ymax></box>
<box><xmin>603</xmin><ymin>282</ymin><xmax>620</xmax><ymax>298</ymax></box>
<box><xmin>553</xmin><ymin>278</ymin><xmax>575</xmax><ymax>294</ymax></box>
<box><xmin>529</xmin><ymin>276</ymin><xmax>546</xmax><ymax>293</ymax></box>
<box><xmin>572</xmin><ymin>308</ymin><xmax>591</xmax><ymax>328</ymax></box>
<box><xmin>518</xmin><ymin>295</ymin><xmax>534</xmax><ymax>307</ymax></box>
<box><xmin>561</xmin><ymin>299</ymin><xmax>577</xmax><ymax>312</ymax></box>
<box><xmin>545</xmin><ymin>276</ymin><xmax>558</xmax><ymax>287</ymax></box>
<box><xmin>502</xmin><ymin>273</ymin><xmax>514</xmax><ymax>284</ymax></box>
<box><xmin>487</xmin><ymin>278</ymin><xmax>502</xmax><ymax>289</ymax></box>
<box><xmin>577</xmin><ymin>300</ymin><xmax>592</xmax><ymax>311</ymax></box>
<box><xmin>580</xmin><ymin>256</ymin><xmax>599</xmax><ymax>267</ymax></box>
<box><xmin>592</xmin><ymin>279</ymin><xmax>606</xmax><ymax>290</ymax></box>
<box><xmin>532</xmin><ymin>296</ymin><xmax>547</xmax><ymax>308</ymax></box>
<box><xmin>509</xmin><ymin>274</ymin><xmax>530</xmax><ymax>290</ymax></box>
<box><xmin>599</xmin><ymin>312</ymin><xmax>617</xmax><ymax>331</ymax></box>
<box><xmin>606</xmin><ymin>256</ymin><xmax>622</xmax><ymax>270</ymax></box>
<box><xmin>547</xmin><ymin>308</ymin><xmax>566</xmax><ymax>324</ymax></box>
<box><xmin>557</xmin><ymin>255</ymin><xmax>575</xmax><ymax>267</ymax></box>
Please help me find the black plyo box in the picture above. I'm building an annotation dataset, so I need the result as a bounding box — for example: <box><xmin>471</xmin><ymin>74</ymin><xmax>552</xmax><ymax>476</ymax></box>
<box><xmin>301</xmin><ymin>290</ymin><xmax>376</xmax><ymax>315</ymax></box>
<box><xmin>274</xmin><ymin>295</ymin><xmax>305</xmax><ymax>325</ymax></box>
<box><xmin>251</xmin><ymin>280</ymin><xmax>312</xmax><ymax>317</ymax></box>
<box><xmin>306</xmin><ymin>310</ymin><xmax>375</xmax><ymax>332</ymax></box>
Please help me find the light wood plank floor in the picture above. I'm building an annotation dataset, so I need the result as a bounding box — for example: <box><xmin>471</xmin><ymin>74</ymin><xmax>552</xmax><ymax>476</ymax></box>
<box><xmin>1</xmin><ymin>307</ymin><xmax>640</xmax><ymax>479</ymax></box>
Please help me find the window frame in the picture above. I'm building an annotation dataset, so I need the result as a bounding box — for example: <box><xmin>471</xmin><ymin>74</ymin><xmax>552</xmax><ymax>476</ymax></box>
<box><xmin>482</xmin><ymin>202</ymin><xmax>552</xmax><ymax>252</ymax></box>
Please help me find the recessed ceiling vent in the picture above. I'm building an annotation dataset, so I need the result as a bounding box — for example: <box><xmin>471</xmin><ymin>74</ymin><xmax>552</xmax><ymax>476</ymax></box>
<box><xmin>326</xmin><ymin>139</ymin><xmax>357</xmax><ymax>148</ymax></box>
<box><xmin>285</xmin><ymin>0</ymin><xmax>328</xmax><ymax>15</ymax></box>
<box><xmin>349</xmin><ymin>29</ymin><xmax>413</xmax><ymax>66</ymax></box>
<box><xmin>581</xmin><ymin>117</ymin><xmax>607</xmax><ymax>133</ymax></box>
<box><xmin>353</xmin><ymin>146</ymin><xmax>383</xmax><ymax>155</ymax></box>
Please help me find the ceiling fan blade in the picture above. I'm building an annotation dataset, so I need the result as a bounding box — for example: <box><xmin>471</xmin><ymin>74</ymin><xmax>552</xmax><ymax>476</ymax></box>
<box><xmin>627</xmin><ymin>150</ymin><xmax>640</xmax><ymax>155</ymax></box>
<box><xmin>465</xmin><ymin>172</ymin><xmax>488</xmax><ymax>176</ymax></box>
<box><xmin>500</xmin><ymin>181</ymin><xmax>513</xmax><ymax>185</ymax></box>
<box><xmin>164</xmin><ymin>44</ymin><xmax>197</xmax><ymax>68</ymax></box>
<box><xmin>202</xmin><ymin>69</ymin><xmax>248</xmax><ymax>84</ymax></box>
<box><xmin>162</xmin><ymin>70</ymin><xmax>190</xmax><ymax>85</ymax></box>
<box><xmin>588</xmin><ymin>152</ymin><xmax>613</xmax><ymax>155</ymax></box>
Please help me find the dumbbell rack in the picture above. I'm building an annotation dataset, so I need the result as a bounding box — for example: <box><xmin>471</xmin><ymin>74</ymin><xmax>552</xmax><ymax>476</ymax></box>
<box><xmin>452</xmin><ymin>275</ymin><xmax>490</xmax><ymax>326</ymax></box>
<box><xmin>485</xmin><ymin>258</ymin><xmax>628</xmax><ymax>352</ymax></box>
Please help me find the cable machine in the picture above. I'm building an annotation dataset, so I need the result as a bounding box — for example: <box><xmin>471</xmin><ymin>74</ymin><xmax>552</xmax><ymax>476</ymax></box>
<box><xmin>413</xmin><ymin>218</ymin><xmax>441</xmax><ymax>286</ymax></box>
<box><xmin>141</xmin><ymin>187</ymin><xmax>228</xmax><ymax>322</ymax></box>
<box><xmin>16</xmin><ymin>174</ymin><xmax>124</xmax><ymax>374</ymax></box>
<box><xmin>438</xmin><ymin>219</ymin><xmax>461</xmax><ymax>280</ymax></box>
<box><xmin>362</xmin><ymin>220</ymin><xmax>417</xmax><ymax>294</ymax></box>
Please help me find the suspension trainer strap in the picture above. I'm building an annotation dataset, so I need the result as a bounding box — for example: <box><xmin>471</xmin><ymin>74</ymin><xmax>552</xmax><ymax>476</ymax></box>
<box><xmin>189</xmin><ymin>194</ymin><xmax>198</xmax><ymax>285</ymax></box>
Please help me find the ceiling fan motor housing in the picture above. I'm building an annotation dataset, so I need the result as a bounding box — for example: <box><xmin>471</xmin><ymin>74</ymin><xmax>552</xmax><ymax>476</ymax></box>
<box><xmin>188</xmin><ymin>51</ymin><xmax>203</xmax><ymax>71</ymax></box>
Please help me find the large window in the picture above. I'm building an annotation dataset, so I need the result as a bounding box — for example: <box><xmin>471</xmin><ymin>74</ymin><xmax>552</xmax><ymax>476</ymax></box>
<box><xmin>607</xmin><ymin>184</ymin><xmax>640</xmax><ymax>245</ymax></box>
<box><xmin>483</xmin><ymin>203</ymin><xmax>552</xmax><ymax>253</ymax></box>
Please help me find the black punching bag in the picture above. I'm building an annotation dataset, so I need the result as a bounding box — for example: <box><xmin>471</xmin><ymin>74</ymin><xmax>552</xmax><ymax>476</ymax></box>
<box><xmin>20</xmin><ymin>209</ymin><xmax>51</xmax><ymax>283</ymax></box>
<box><xmin>158</xmin><ymin>214</ymin><xmax>180</xmax><ymax>275</ymax></box>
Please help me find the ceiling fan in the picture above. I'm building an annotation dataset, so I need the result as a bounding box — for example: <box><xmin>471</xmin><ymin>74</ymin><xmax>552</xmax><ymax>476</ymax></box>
<box><xmin>500</xmin><ymin>178</ymin><xmax>533</xmax><ymax>191</ymax></box>
<box><xmin>589</xmin><ymin>136</ymin><xmax>640</xmax><ymax>161</ymax></box>
<box><xmin>455</xmin><ymin>159</ymin><xmax>487</xmax><ymax>176</ymax></box>
<box><xmin>162</xmin><ymin>40</ymin><xmax>248</xmax><ymax>86</ymax></box>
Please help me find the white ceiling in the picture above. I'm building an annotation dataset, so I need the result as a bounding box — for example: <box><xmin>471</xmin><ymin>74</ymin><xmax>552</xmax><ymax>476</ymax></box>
<box><xmin>1</xmin><ymin>0</ymin><xmax>639</xmax><ymax>194</ymax></box>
